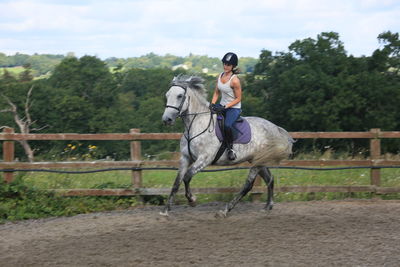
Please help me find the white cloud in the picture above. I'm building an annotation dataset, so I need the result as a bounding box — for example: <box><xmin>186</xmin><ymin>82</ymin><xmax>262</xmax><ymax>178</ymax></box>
<box><xmin>0</xmin><ymin>0</ymin><xmax>399</xmax><ymax>58</ymax></box>
<box><xmin>0</xmin><ymin>1</ymin><xmax>89</xmax><ymax>31</ymax></box>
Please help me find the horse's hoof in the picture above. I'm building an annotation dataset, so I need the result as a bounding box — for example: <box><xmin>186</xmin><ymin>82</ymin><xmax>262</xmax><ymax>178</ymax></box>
<box><xmin>215</xmin><ymin>210</ymin><xmax>228</xmax><ymax>218</ymax></box>
<box><xmin>261</xmin><ymin>208</ymin><xmax>272</xmax><ymax>214</ymax></box>
<box><xmin>265</xmin><ymin>201</ymin><xmax>274</xmax><ymax>210</ymax></box>
<box><xmin>265</xmin><ymin>205</ymin><xmax>273</xmax><ymax>211</ymax></box>
<box><xmin>188</xmin><ymin>196</ymin><xmax>197</xmax><ymax>207</ymax></box>
<box><xmin>159</xmin><ymin>210</ymin><xmax>169</xmax><ymax>217</ymax></box>
<box><xmin>262</xmin><ymin>204</ymin><xmax>273</xmax><ymax>213</ymax></box>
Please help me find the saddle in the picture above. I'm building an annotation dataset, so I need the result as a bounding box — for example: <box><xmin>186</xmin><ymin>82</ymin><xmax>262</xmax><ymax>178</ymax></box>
<box><xmin>212</xmin><ymin>115</ymin><xmax>251</xmax><ymax>164</ymax></box>
<box><xmin>215</xmin><ymin>115</ymin><xmax>251</xmax><ymax>144</ymax></box>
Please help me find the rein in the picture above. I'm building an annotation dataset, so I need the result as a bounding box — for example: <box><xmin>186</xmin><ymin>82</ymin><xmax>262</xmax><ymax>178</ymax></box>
<box><xmin>165</xmin><ymin>84</ymin><xmax>214</xmax><ymax>162</ymax></box>
<box><xmin>182</xmin><ymin>111</ymin><xmax>214</xmax><ymax>162</ymax></box>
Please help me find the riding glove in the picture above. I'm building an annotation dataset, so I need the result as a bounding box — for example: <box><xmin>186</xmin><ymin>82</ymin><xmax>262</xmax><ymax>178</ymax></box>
<box><xmin>210</xmin><ymin>103</ymin><xmax>225</xmax><ymax>114</ymax></box>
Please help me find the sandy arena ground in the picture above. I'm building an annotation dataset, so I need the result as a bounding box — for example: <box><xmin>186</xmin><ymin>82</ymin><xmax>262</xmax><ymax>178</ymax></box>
<box><xmin>1</xmin><ymin>199</ymin><xmax>400</xmax><ymax>266</ymax></box>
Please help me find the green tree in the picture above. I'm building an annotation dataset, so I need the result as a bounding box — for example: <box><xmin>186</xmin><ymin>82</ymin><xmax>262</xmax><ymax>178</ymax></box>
<box><xmin>0</xmin><ymin>53</ymin><xmax>11</xmax><ymax>66</ymax></box>
<box><xmin>247</xmin><ymin>31</ymin><xmax>400</xmax><ymax>132</ymax></box>
<box><xmin>47</xmin><ymin>56</ymin><xmax>122</xmax><ymax>133</ymax></box>
<box><xmin>19</xmin><ymin>63</ymin><xmax>33</xmax><ymax>82</ymax></box>
<box><xmin>371</xmin><ymin>31</ymin><xmax>400</xmax><ymax>74</ymax></box>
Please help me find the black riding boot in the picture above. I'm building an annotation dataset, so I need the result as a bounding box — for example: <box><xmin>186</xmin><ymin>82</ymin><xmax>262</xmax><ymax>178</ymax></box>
<box><xmin>225</xmin><ymin>128</ymin><xmax>237</xmax><ymax>161</ymax></box>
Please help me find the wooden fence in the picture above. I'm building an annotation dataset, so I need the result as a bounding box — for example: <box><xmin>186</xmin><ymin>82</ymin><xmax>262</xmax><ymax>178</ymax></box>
<box><xmin>1</xmin><ymin>127</ymin><xmax>400</xmax><ymax>196</ymax></box>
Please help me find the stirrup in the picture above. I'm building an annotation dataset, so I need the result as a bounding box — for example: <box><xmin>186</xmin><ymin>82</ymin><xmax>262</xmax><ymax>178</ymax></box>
<box><xmin>228</xmin><ymin>149</ymin><xmax>236</xmax><ymax>160</ymax></box>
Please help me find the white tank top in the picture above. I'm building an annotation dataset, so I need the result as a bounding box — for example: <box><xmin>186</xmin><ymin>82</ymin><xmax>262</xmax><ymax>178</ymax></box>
<box><xmin>217</xmin><ymin>73</ymin><xmax>241</xmax><ymax>108</ymax></box>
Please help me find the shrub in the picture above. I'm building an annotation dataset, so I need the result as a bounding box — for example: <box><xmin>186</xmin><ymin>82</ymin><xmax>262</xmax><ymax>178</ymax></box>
<box><xmin>0</xmin><ymin>178</ymin><xmax>138</xmax><ymax>223</ymax></box>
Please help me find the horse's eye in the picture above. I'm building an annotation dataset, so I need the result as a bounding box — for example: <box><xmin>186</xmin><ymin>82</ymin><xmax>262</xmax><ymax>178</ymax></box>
<box><xmin>177</xmin><ymin>94</ymin><xmax>183</xmax><ymax>99</ymax></box>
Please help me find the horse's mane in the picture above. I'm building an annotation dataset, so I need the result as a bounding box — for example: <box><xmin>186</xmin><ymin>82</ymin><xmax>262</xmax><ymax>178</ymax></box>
<box><xmin>171</xmin><ymin>75</ymin><xmax>207</xmax><ymax>99</ymax></box>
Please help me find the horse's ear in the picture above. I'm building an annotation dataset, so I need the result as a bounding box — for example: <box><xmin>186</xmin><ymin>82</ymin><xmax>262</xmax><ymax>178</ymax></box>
<box><xmin>172</xmin><ymin>76</ymin><xmax>177</xmax><ymax>82</ymax></box>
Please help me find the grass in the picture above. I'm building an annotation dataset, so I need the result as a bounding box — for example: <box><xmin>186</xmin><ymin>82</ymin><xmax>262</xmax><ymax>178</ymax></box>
<box><xmin>17</xmin><ymin>167</ymin><xmax>382</xmax><ymax>189</ymax></box>
<box><xmin>16</xmin><ymin>166</ymin><xmax>400</xmax><ymax>198</ymax></box>
<box><xmin>0</xmin><ymin>66</ymin><xmax>50</xmax><ymax>79</ymax></box>
<box><xmin>1</xmin><ymin>66</ymin><xmax>25</xmax><ymax>75</ymax></box>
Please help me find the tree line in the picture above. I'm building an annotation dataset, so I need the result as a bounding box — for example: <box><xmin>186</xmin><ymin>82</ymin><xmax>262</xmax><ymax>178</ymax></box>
<box><xmin>0</xmin><ymin>52</ymin><xmax>258</xmax><ymax>77</ymax></box>
<box><xmin>1</xmin><ymin>31</ymin><xmax>399</xmax><ymax>161</ymax></box>
<box><xmin>244</xmin><ymin>31</ymin><xmax>400</xmax><ymax>155</ymax></box>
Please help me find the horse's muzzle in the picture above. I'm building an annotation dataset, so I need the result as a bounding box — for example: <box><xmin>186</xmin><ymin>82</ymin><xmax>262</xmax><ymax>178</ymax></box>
<box><xmin>162</xmin><ymin>115</ymin><xmax>175</xmax><ymax>126</ymax></box>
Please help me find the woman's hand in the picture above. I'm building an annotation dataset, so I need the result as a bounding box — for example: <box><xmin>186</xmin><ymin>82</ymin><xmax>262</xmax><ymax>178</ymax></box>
<box><xmin>210</xmin><ymin>103</ymin><xmax>225</xmax><ymax>113</ymax></box>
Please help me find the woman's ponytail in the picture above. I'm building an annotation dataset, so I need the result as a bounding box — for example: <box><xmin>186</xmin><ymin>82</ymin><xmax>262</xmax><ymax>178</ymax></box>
<box><xmin>232</xmin><ymin>66</ymin><xmax>241</xmax><ymax>74</ymax></box>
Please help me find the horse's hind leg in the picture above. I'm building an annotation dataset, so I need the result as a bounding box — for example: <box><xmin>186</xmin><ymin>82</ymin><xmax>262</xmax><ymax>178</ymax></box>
<box><xmin>259</xmin><ymin>167</ymin><xmax>274</xmax><ymax>210</ymax></box>
<box><xmin>217</xmin><ymin>166</ymin><xmax>260</xmax><ymax>217</ymax></box>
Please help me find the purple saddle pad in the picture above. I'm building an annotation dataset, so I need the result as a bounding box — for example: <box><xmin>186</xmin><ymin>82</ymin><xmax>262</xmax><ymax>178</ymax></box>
<box><xmin>215</xmin><ymin>116</ymin><xmax>251</xmax><ymax>144</ymax></box>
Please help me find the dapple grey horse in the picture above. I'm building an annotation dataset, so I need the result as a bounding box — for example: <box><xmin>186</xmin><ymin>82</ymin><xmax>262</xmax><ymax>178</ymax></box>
<box><xmin>161</xmin><ymin>75</ymin><xmax>294</xmax><ymax>217</ymax></box>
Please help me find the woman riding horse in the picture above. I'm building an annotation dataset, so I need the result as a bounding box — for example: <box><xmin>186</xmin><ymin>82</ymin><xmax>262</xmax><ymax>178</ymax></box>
<box><xmin>210</xmin><ymin>52</ymin><xmax>242</xmax><ymax>161</ymax></box>
<box><xmin>161</xmin><ymin>74</ymin><xmax>294</xmax><ymax>217</ymax></box>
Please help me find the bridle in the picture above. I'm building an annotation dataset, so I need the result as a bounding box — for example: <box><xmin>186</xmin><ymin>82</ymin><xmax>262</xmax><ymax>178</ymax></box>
<box><xmin>165</xmin><ymin>85</ymin><xmax>188</xmax><ymax>116</ymax></box>
<box><xmin>164</xmin><ymin>84</ymin><xmax>214</xmax><ymax>161</ymax></box>
<box><xmin>165</xmin><ymin>84</ymin><xmax>211</xmax><ymax>117</ymax></box>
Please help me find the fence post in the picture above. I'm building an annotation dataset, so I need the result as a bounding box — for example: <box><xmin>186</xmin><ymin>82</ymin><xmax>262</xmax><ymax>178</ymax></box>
<box><xmin>251</xmin><ymin>175</ymin><xmax>263</xmax><ymax>202</ymax></box>
<box><xmin>2</xmin><ymin>127</ymin><xmax>15</xmax><ymax>183</ymax></box>
<box><xmin>370</xmin><ymin>128</ymin><xmax>381</xmax><ymax>188</ymax></box>
<box><xmin>130</xmin><ymin>129</ymin><xmax>142</xmax><ymax>188</ymax></box>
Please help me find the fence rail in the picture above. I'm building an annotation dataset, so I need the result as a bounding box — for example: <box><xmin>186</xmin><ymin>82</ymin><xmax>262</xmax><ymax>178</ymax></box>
<box><xmin>1</xmin><ymin>127</ymin><xmax>400</xmax><ymax>196</ymax></box>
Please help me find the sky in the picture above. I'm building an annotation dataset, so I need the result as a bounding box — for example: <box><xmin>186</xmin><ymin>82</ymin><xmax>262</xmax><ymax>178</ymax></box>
<box><xmin>0</xmin><ymin>0</ymin><xmax>399</xmax><ymax>59</ymax></box>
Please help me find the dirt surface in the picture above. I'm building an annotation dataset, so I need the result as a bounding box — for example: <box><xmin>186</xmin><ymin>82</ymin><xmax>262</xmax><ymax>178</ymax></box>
<box><xmin>1</xmin><ymin>199</ymin><xmax>400</xmax><ymax>266</ymax></box>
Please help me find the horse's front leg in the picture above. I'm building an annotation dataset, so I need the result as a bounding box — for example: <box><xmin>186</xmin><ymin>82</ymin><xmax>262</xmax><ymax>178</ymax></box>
<box><xmin>160</xmin><ymin>156</ymin><xmax>190</xmax><ymax>216</ymax></box>
<box><xmin>183</xmin><ymin>156</ymin><xmax>210</xmax><ymax>206</ymax></box>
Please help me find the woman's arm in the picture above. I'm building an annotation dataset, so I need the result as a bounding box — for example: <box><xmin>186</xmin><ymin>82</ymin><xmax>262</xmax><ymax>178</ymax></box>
<box><xmin>211</xmin><ymin>85</ymin><xmax>220</xmax><ymax>104</ymax></box>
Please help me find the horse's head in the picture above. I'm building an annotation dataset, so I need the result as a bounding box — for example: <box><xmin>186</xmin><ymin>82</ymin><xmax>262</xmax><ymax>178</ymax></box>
<box><xmin>162</xmin><ymin>83</ymin><xmax>189</xmax><ymax>125</ymax></box>
<box><xmin>162</xmin><ymin>75</ymin><xmax>207</xmax><ymax>125</ymax></box>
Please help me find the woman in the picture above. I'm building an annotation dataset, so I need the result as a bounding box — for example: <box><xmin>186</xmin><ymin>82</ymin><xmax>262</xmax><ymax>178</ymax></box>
<box><xmin>210</xmin><ymin>52</ymin><xmax>242</xmax><ymax>160</ymax></box>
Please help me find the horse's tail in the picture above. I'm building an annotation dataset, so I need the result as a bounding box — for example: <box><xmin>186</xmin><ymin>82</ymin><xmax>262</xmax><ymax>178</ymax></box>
<box><xmin>252</xmin><ymin>125</ymin><xmax>294</xmax><ymax>165</ymax></box>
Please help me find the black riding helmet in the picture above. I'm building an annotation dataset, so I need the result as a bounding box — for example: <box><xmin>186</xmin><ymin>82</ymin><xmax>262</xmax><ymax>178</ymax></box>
<box><xmin>221</xmin><ymin>52</ymin><xmax>238</xmax><ymax>67</ymax></box>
